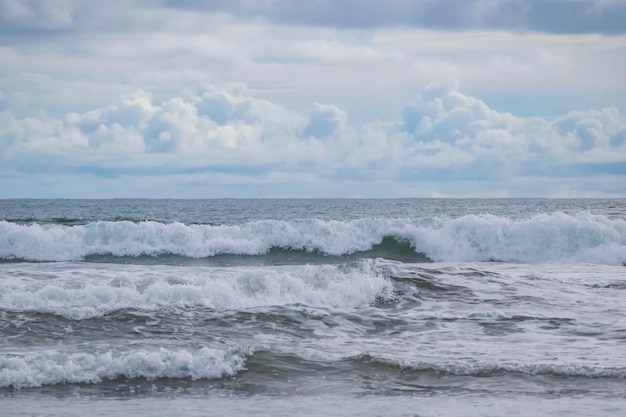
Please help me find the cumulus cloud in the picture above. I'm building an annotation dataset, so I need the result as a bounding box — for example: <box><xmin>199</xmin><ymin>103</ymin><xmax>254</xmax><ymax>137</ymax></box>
<box><xmin>399</xmin><ymin>81</ymin><xmax>626</xmax><ymax>184</ymax></box>
<box><xmin>1</xmin><ymin>81</ymin><xmax>624</xmax><ymax>197</ymax></box>
<box><xmin>303</xmin><ymin>103</ymin><xmax>348</xmax><ymax>139</ymax></box>
<box><xmin>0</xmin><ymin>2</ymin><xmax>622</xmax><ymax>198</ymax></box>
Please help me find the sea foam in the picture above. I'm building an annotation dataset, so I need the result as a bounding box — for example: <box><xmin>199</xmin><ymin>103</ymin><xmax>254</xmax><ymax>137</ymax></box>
<box><xmin>0</xmin><ymin>260</ymin><xmax>394</xmax><ymax>319</ymax></box>
<box><xmin>0</xmin><ymin>346</ymin><xmax>248</xmax><ymax>388</ymax></box>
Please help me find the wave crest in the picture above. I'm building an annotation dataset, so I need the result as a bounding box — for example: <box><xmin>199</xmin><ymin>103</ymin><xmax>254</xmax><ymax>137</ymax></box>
<box><xmin>0</xmin><ymin>347</ymin><xmax>248</xmax><ymax>389</ymax></box>
<box><xmin>1</xmin><ymin>212</ymin><xmax>625</xmax><ymax>264</ymax></box>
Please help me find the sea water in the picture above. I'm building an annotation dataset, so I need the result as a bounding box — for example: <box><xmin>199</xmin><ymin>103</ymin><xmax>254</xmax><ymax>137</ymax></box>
<box><xmin>1</xmin><ymin>199</ymin><xmax>625</xmax><ymax>416</ymax></box>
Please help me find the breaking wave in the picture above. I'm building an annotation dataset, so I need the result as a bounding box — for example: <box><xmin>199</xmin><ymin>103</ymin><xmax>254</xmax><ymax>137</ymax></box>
<box><xmin>0</xmin><ymin>347</ymin><xmax>248</xmax><ymax>389</ymax></box>
<box><xmin>0</xmin><ymin>260</ymin><xmax>395</xmax><ymax>319</ymax></box>
<box><xmin>1</xmin><ymin>212</ymin><xmax>625</xmax><ymax>264</ymax></box>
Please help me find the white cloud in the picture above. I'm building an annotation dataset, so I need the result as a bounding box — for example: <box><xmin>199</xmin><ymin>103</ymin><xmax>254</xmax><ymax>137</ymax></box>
<box><xmin>303</xmin><ymin>103</ymin><xmax>348</xmax><ymax>139</ymax></box>
<box><xmin>398</xmin><ymin>81</ymin><xmax>626</xmax><ymax>184</ymax></box>
<box><xmin>0</xmin><ymin>1</ymin><xmax>624</xmax><ymax>197</ymax></box>
<box><xmin>1</xmin><ymin>82</ymin><xmax>624</xmax><ymax>197</ymax></box>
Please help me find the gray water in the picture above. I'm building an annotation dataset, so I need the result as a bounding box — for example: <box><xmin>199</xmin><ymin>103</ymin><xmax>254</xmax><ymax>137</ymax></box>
<box><xmin>1</xmin><ymin>199</ymin><xmax>625</xmax><ymax>416</ymax></box>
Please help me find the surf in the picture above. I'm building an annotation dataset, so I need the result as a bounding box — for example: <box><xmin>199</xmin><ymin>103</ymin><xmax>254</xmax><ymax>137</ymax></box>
<box><xmin>1</xmin><ymin>212</ymin><xmax>625</xmax><ymax>265</ymax></box>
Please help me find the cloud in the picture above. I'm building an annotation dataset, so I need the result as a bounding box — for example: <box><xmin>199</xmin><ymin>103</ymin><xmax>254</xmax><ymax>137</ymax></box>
<box><xmin>1</xmin><ymin>81</ymin><xmax>624</xmax><ymax>197</ymax></box>
<box><xmin>303</xmin><ymin>103</ymin><xmax>348</xmax><ymax>139</ymax></box>
<box><xmin>0</xmin><ymin>0</ymin><xmax>76</xmax><ymax>32</ymax></box>
<box><xmin>2</xmin><ymin>1</ymin><xmax>624</xmax><ymax>38</ymax></box>
<box><xmin>0</xmin><ymin>2</ymin><xmax>623</xmax><ymax>198</ymax></box>
<box><xmin>1</xmin><ymin>1</ymin><xmax>623</xmax><ymax>127</ymax></box>
<box><xmin>163</xmin><ymin>0</ymin><xmax>626</xmax><ymax>34</ymax></box>
<box><xmin>0</xmin><ymin>0</ymin><xmax>162</xmax><ymax>35</ymax></box>
<box><xmin>400</xmin><ymin>81</ymin><xmax>626</xmax><ymax>174</ymax></box>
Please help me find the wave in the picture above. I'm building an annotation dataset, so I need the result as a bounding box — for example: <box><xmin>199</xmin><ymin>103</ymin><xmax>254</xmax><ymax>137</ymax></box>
<box><xmin>1</xmin><ymin>212</ymin><xmax>625</xmax><ymax>264</ymax></box>
<box><xmin>350</xmin><ymin>354</ymin><xmax>626</xmax><ymax>379</ymax></box>
<box><xmin>5</xmin><ymin>346</ymin><xmax>624</xmax><ymax>390</ymax></box>
<box><xmin>0</xmin><ymin>260</ymin><xmax>395</xmax><ymax>319</ymax></box>
<box><xmin>0</xmin><ymin>347</ymin><xmax>248</xmax><ymax>389</ymax></box>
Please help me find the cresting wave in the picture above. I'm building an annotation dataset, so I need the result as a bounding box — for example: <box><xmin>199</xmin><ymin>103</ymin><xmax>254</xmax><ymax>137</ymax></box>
<box><xmin>0</xmin><ymin>347</ymin><xmax>248</xmax><ymax>389</ymax></box>
<box><xmin>1</xmin><ymin>212</ymin><xmax>625</xmax><ymax>264</ymax></box>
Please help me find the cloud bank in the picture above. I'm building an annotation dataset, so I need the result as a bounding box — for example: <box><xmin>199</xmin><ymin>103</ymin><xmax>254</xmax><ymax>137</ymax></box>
<box><xmin>2</xmin><ymin>1</ymin><xmax>624</xmax><ymax>35</ymax></box>
<box><xmin>0</xmin><ymin>1</ymin><xmax>624</xmax><ymax>197</ymax></box>
<box><xmin>1</xmin><ymin>82</ymin><xmax>624</xmax><ymax>197</ymax></box>
<box><xmin>165</xmin><ymin>0</ymin><xmax>626</xmax><ymax>34</ymax></box>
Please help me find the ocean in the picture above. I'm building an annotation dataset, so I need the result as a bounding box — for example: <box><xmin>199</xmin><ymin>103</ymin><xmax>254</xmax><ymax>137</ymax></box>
<box><xmin>1</xmin><ymin>198</ymin><xmax>625</xmax><ymax>416</ymax></box>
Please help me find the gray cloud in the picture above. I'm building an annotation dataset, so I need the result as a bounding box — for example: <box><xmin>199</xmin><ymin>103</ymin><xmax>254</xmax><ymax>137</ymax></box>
<box><xmin>0</xmin><ymin>0</ymin><xmax>76</xmax><ymax>32</ymax></box>
<box><xmin>2</xmin><ymin>1</ymin><xmax>622</xmax><ymax>37</ymax></box>
<box><xmin>0</xmin><ymin>0</ymin><xmax>164</xmax><ymax>37</ymax></box>
<box><xmin>162</xmin><ymin>0</ymin><xmax>626</xmax><ymax>34</ymax></box>
<box><xmin>303</xmin><ymin>103</ymin><xmax>348</xmax><ymax>139</ymax></box>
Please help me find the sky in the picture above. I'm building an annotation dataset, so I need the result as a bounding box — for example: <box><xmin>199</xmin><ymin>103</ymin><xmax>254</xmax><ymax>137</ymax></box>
<box><xmin>0</xmin><ymin>0</ymin><xmax>625</xmax><ymax>198</ymax></box>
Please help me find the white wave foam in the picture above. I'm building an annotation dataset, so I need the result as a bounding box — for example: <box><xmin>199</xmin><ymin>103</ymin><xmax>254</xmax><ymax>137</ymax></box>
<box><xmin>0</xmin><ymin>346</ymin><xmax>247</xmax><ymax>389</ymax></box>
<box><xmin>1</xmin><ymin>212</ymin><xmax>625</xmax><ymax>264</ymax></box>
<box><xmin>413</xmin><ymin>211</ymin><xmax>626</xmax><ymax>265</ymax></box>
<box><xmin>0</xmin><ymin>260</ymin><xmax>394</xmax><ymax>319</ymax></box>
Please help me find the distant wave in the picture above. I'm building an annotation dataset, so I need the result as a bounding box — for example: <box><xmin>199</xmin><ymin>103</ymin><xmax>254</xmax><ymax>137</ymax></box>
<box><xmin>1</xmin><ymin>212</ymin><xmax>625</xmax><ymax>264</ymax></box>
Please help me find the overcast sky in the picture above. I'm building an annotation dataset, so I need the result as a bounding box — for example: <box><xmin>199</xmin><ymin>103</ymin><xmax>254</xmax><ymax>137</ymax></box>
<box><xmin>1</xmin><ymin>0</ymin><xmax>625</xmax><ymax>198</ymax></box>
